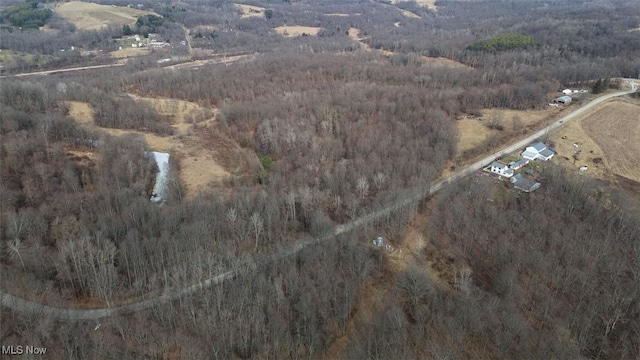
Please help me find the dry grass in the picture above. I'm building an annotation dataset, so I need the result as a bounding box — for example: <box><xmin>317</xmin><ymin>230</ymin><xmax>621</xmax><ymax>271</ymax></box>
<box><xmin>324</xmin><ymin>13</ymin><xmax>361</xmax><ymax>17</ymax></box>
<box><xmin>390</xmin><ymin>0</ymin><xmax>438</xmax><ymax>11</ymax></box>
<box><xmin>66</xmin><ymin>99</ymin><xmax>234</xmax><ymax>197</ymax></box>
<box><xmin>347</xmin><ymin>27</ymin><xmax>365</xmax><ymax>42</ymax></box>
<box><xmin>66</xmin><ymin>101</ymin><xmax>94</xmax><ymax>124</ymax></box>
<box><xmin>274</xmin><ymin>25</ymin><xmax>322</xmax><ymax>37</ymax></box>
<box><xmin>179</xmin><ymin>154</ymin><xmax>230</xmax><ymax>194</ymax></box>
<box><xmin>110</xmin><ymin>47</ymin><xmax>150</xmax><ymax>58</ymax></box>
<box><xmin>419</xmin><ymin>56</ymin><xmax>469</xmax><ymax>68</ymax></box>
<box><xmin>400</xmin><ymin>9</ymin><xmax>421</xmax><ymax>18</ymax></box>
<box><xmin>550</xmin><ymin>111</ymin><xmax>608</xmax><ymax>178</ymax></box>
<box><xmin>132</xmin><ymin>95</ymin><xmax>214</xmax><ymax>133</ymax></box>
<box><xmin>552</xmin><ymin>99</ymin><xmax>640</xmax><ymax>183</ymax></box>
<box><xmin>235</xmin><ymin>4</ymin><xmax>265</xmax><ymax>18</ymax></box>
<box><xmin>582</xmin><ymin>100</ymin><xmax>640</xmax><ymax>182</ymax></box>
<box><xmin>456</xmin><ymin>108</ymin><xmax>560</xmax><ymax>156</ymax></box>
<box><xmin>57</xmin><ymin>1</ymin><xmax>155</xmax><ymax>31</ymax></box>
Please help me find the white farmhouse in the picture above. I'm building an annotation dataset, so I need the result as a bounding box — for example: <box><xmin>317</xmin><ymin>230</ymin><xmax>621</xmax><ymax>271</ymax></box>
<box><xmin>490</xmin><ymin>161</ymin><xmax>514</xmax><ymax>178</ymax></box>
<box><xmin>522</xmin><ymin>142</ymin><xmax>554</xmax><ymax>161</ymax></box>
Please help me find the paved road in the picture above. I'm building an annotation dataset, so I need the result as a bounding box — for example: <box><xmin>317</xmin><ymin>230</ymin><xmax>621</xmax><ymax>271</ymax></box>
<box><xmin>1</xmin><ymin>81</ymin><xmax>636</xmax><ymax>320</ymax></box>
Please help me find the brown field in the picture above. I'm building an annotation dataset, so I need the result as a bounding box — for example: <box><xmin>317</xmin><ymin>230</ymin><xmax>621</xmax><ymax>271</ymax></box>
<box><xmin>110</xmin><ymin>47</ymin><xmax>150</xmax><ymax>58</ymax></box>
<box><xmin>66</xmin><ymin>99</ymin><xmax>236</xmax><ymax>197</ymax></box>
<box><xmin>324</xmin><ymin>13</ymin><xmax>361</xmax><ymax>17</ymax></box>
<box><xmin>400</xmin><ymin>9</ymin><xmax>421</xmax><ymax>18</ymax></box>
<box><xmin>66</xmin><ymin>101</ymin><xmax>94</xmax><ymax>124</ymax></box>
<box><xmin>274</xmin><ymin>25</ymin><xmax>322</xmax><ymax>37</ymax></box>
<box><xmin>552</xmin><ymin>99</ymin><xmax>640</xmax><ymax>183</ymax></box>
<box><xmin>389</xmin><ymin>0</ymin><xmax>438</xmax><ymax>11</ymax></box>
<box><xmin>235</xmin><ymin>4</ymin><xmax>265</xmax><ymax>18</ymax></box>
<box><xmin>57</xmin><ymin>1</ymin><xmax>155</xmax><ymax>30</ymax></box>
<box><xmin>456</xmin><ymin>108</ymin><xmax>560</xmax><ymax>156</ymax></box>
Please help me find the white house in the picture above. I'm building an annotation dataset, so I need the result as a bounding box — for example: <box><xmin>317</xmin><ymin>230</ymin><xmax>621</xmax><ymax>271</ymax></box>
<box><xmin>490</xmin><ymin>161</ymin><xmax>514</xmax><ymax>178</ymax></box>
<box><xmin>522</xmin><ymin>142</ymin><xmax>554</xmax><ymax>161</ymax></box>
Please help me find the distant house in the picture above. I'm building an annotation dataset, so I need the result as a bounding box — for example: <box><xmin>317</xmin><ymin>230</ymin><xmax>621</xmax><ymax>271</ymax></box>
<box><xmin>490</xmin><ymin>161</ymin><xmax>514</xmax><ymax>178</ymax></box>
<box><xmin>510</xmin><ymin>173</ymin><xmax>541</xmax><ymax>192</ymax></box>
<box><xmin>509</xmin><ymin>158</ymin><xmax>529</xmax><ymax>170</ymax></box>
<box><xmin>554</xmin><ymin>95</ymin><xmax>572</xmax><ymax>104</ymax></box>
<box><xmin>522</xmin><ymin>142</ymin><xmax>554</xmax><ymax>161</ymax></box>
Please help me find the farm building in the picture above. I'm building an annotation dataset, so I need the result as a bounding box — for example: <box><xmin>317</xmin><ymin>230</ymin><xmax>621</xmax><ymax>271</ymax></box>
<box><xmin>509</xmin><ymin>158</ymin><xmax>529</xmax><ymax>170</ymax></box>
<box><xmin>490</xmin><ymin>161</ymin><xmax>514</xmax><ymax>178</ymax></box>
<box><xmin>522</xmin><ymin>142</ymin><xmax>554</xmax><ymax>161</ymax></box>
<box><xmin>510</xmin><ymin>173</ymin><xmax>541</xmax><ymax>192</ymax></box>
<box><xmin>554</xmin><ymin>95</ymin><xmax>572</xmax><ymax>104</ymax></box>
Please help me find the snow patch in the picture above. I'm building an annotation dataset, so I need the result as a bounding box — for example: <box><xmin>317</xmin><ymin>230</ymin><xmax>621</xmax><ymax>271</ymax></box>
<box><xmin>148</xmin><ymin>152</ymin><xmax>170</xmax><ymax>203</ymax></box>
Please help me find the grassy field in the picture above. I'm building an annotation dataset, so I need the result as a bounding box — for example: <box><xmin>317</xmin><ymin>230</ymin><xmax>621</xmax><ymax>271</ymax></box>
<box><xmin>274</xmin><ymin>25</ymin><xmax>322</xmax><ymax>37</ymax></box>
<box><xmin>455</xmin><ymin>107</ymin><xmax>560</xmax><ymax>156</ymax></box>
<box><xmin>389</xmin><ymin>0</ymin><xmax>438</xmax><ymax>12</ymax></box>
<box><xmin>56</xmin><ymin>1</ymin><xmax>155</xmax><ymax>30</ymax></box>
<box><xmin>551</xmin><ymin>99</ymin><xmax>640</xmax><ymax>183</ymax></box>
<box><xmin>66</xmin><ymin>98</ymin><xmax>237</xmax><ymax>198</ymax></box>
<box><xmin>235</xmin><ymin>4</ymin><xmax>265</xmax><ymax>18</ymax></box>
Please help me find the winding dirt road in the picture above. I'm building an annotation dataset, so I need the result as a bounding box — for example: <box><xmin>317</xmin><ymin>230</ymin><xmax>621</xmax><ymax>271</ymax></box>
<box><xmin>1</xmin><ymin>81</ymin><xmax>636</xmax><ymax>320</ymax></box>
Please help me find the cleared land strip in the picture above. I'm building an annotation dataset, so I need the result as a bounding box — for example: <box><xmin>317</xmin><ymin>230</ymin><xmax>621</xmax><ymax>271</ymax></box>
<box><xmin>1</xmin><ymin>63</ymin><xmax>125</xmax><ymax>78</ymax></box>
<box><xmin>1</xmin><ymin>83</ymin><xmax>636</xmax><ymax>320</ymax></box>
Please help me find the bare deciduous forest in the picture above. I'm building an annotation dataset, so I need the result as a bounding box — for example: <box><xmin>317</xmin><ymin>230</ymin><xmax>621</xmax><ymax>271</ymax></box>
<box><xmin>2</xmin><ymin>0</ymin><xmax>640</xmax><ymax>358</ymax></box>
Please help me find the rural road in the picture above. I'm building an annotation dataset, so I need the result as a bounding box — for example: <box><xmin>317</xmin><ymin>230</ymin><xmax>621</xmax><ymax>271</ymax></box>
<box><xmin>0</xmin><ymin>63</ymin><xmax>126</xmax><ymax>78</ymax></box>
<box><xmin>1</xmin><ymin>81</ymin><xmax>637</xmax><ymax>320</ymax></box>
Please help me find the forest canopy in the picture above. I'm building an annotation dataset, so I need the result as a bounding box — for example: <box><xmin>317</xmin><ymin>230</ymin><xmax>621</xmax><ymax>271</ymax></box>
<box><xmin>1</xmin><ymin>0</ymin><xmax>52</xmax><ymax>29</ymax></box>
<box><xmin>466</xmin><ymin>32</ymin><xmax>541</xmax><ymax>52</ymax></box>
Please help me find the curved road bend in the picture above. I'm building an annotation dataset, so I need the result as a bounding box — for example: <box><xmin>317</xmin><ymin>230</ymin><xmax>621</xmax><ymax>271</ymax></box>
<box><xmin>2</xmin><ymin>82</ymin><xmax>637</xmax><ymax>320</ymax></box>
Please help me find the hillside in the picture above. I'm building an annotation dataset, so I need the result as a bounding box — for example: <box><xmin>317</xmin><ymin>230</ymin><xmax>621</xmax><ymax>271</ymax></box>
<box><xmin>2</xmin><ymin>0</ymin><xmax>640</xmax><ymax>358</ymax></box>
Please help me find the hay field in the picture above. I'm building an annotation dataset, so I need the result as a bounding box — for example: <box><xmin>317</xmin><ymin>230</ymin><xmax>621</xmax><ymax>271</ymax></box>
<box><xmin>389</xmin><ymin>0</ymin><xmax>438</xmax><ymax>11</ymax></box>
<box><xmin>235</xmin><ymin>4</ymin><xmax>265</xmax><ymax>18</ymax></box>
<box><xmin>57</xmin><ymin>1</ymin><xmax>155</xmax><ymax>30</ymax></box>
<box><xmin>274</xmin><ymin>25</ymin><xmax>321</xmax><ymax>37</ymax></box>
<box><xmin>574</xmin><ymin>100</ymin><xmax>640</xmax><ymax>182</ymax></box>
<box><xmin>66</xmin><ymin>99</ymin><xmax>234</xmax><ymax>197</ymax></box>
<box><xmin>456</xmin><ymin>108</ymin><xmax>559</xmax><ymax>156</ymax></box>
<box><xmin>110</xmin><ymin>48</ymin><xmax>150</xmax><ymax>58</ymax></box>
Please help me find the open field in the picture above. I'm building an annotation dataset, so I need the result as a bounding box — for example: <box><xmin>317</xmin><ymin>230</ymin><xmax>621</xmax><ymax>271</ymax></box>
<box><xmin>455</xmin><ymin>108</ymin><xmax>560</xmax><ymax>156</ymax></box>
<box><xmin>400</xmin><ymin>9</ymin><xmax>421</xmax><ymax>18</ymax></box>
<box><xmin>66</xmin><ymin>99</ymin><xmax>234</xmax><ymax>197</ymax></box>
<box><xmin>0</xmin><ymin>50</ymin><xmax>52</xmax><ymax>69</ymax></box>
<box><xmin>389</xmin><ymin>0</ymin><xmax>438</xmax><ymax>11</ymax></box>
<box><xmin>324</xmin><ymin>13</ymin><xmax>361</xmax><ymax>17</ymax></box>
<box><xmin>274</xmin><ymin>25</ymin><xmax>322</xmax><ymax>37</ymax></box>
<box><xmin>56</xmin><ymin>1</ymin><xmax>155</xmax><ymax>30</ymax></box>
<box><xmin>235</xmin><ymin>3</ymin><xmax>265</xmax><ymax>18</ymax></box>
<box><xmin>110</xmin><ymin>47</ymin><xmax>150</xmax><ymax>58</ymax></box>
<box><xmin>551</xmin><ymin>99</ymin><xmax>640</xmax><ymax>183</ymax></box>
